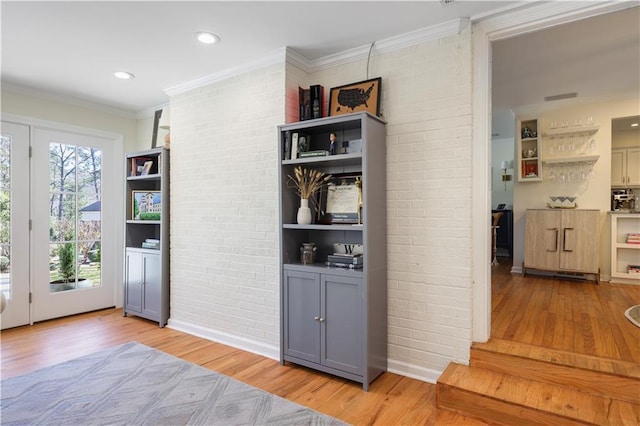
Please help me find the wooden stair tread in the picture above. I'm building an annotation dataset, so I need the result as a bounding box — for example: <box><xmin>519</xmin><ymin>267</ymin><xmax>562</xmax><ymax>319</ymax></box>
<box><xmin>437</xmin><ymin>363</ymin><xmax>640</xmax><ymax>425</ymax></box>
<box><xmin>472</xmin><ymin>338</ymin><xmax>640</xmax><ymax>379</ymax></box>
<box><xmin>471</xmin><ymin>343</ymin><xmax>639</xmax><ymax>404</ymax></box>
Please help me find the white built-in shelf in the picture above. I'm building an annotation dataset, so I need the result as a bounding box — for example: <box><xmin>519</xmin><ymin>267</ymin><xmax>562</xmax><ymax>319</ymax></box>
<box><xmin>543</xmin><ymin>125</ymin><xmax>600</xmax><ymax>137</ymax></box>
<box><xmin>542</xmin><ymin>154</ymin><xmax>600</xmax><ymax>167</ymax></box>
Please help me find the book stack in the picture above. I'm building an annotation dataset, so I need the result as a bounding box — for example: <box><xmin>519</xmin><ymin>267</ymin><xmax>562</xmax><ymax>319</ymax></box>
<box><xmin>326</xmin><ymin>253</ymin><xmax>363</xmax><ymax>269</ymax></box>
<box><xmin>142</xmin><ymin>238</ymin><xmax>160</xmax><ymax>249</ymax></box>
<box><xmin>628</xmin><ymin>265</ymin><xmax>640</xmax><ymax>274</ymax></box>
<box><xmin>626</xmin><ymin>233</ymin><xmax>640</xmax><ymax>244</ymax></box>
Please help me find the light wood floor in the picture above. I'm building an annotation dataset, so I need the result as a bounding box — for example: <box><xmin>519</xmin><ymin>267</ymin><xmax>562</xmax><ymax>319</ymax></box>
<box><xmin>0</xmin><ymin>309</ymin><xmax>486</xmax><ymax>425</ymax></box>
<box><xmin>491</xmin><ymin>258</ymin><xmax>640</xmax><ymax>366</ymax></box>
<box><xmin>2</xmin><ymin>259</ymin><xmax>638</xmax><ymax>424</ymax></box>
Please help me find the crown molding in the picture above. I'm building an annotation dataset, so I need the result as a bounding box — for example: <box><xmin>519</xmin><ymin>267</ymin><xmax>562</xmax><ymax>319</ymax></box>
<box><xmin>170</xmin><ymin>17</ymin><xmax>470</xmax><ymax>97</ymax></box>
<box><xmin>309</xmin><ymin>18</ymin><xmax>470</xmax><ymax>72</ymax></box>
<box><xmin>475</xmin><ymin>0</ymin><xmax>637</xmax><ymax>40</ymax></box>
<box><xmin>164</xmin><ymin>47</ymin><xmax>288</xmax><ymax>97</ymax></box>
<box><xmin>1</xmin><ymin>81</ymin><xmax>138</xmax><ymax>120</ymax></box>
<box><xmin>285</xmin><ymin>47</ymin><xmax>313</xmax><ymax>74</ymax></box>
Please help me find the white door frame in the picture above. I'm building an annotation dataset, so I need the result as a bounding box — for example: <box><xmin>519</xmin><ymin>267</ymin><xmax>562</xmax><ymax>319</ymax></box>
<box><xmin>1</xmin><ymin>113</ymin><xmax>124</xmax><ymax>323</ymax></box>
<box><xmin>471</xmin><ymin>1</ymin><xmax>636</xmax><ymax>342</ymax></box>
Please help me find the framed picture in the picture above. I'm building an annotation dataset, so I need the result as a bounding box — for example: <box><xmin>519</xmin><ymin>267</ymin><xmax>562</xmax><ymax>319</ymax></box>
<box><xmin>329</xmin><ymin>77</ymin><xmax>381</xmax><ymax>117</ymax></box>
<box><xmin>140</xmin><ymin>160</ymin><xmax>153</xmax><ymax>176</ymax></box>
<box><xmin>132</xmin><ymin>191</ymin><xmax>161</xmax><ymax>220</ymax></box>
<box><xmin>317</xmin><ymin>173</ymin><xmax>362</xmax><ymax>224</ymax></box>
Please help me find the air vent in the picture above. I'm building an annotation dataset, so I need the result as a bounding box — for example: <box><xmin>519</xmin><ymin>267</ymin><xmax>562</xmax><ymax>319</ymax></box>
<box><xmin>544</xmin><ymin>92</ymin><xmax>578</xmax><ymax>102</ymax></box>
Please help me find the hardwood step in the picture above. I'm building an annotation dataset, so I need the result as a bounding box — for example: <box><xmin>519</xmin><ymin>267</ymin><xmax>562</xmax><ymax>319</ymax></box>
<box><xmin>471</xmin><ymin>339</ymin><xmax>640</xmax><ymax>404</ymax></box>
<box><xmin>436</xmin><ymin>363</ymin><xmax>640</xmax><ymax>425</ymax></box>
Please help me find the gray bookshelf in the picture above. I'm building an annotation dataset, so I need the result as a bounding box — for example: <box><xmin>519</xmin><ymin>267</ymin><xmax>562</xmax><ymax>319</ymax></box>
<box><xmin>123</xmin><ymin>147</ymin><xmax>170</xmax><ymax>327</ymax></box>
<box><xmin>278</xmin><ymin>112</ymin><xmax>387</xmax><ymax>391</ymax></box>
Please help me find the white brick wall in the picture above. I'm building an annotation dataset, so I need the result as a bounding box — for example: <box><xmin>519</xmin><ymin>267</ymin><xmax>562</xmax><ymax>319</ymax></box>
<box><xmin>312</xmin><ymin>29</ymin><xmax>474</xmax><ymax>379</ymax></box>
<box><xmin>169</xmin><ymin>27</ymin><xmax>475</xmax><ymax>381</ymax></box>
<box><xmin>168</xmin><ymin>64</ymin><xmax>285</xmax><ymax>352</ymax></box>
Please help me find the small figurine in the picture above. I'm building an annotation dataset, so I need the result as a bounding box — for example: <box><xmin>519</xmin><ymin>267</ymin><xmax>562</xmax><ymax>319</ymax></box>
<box><xmin>329</xmin><ymin>132</ymin><xmax>337</xmax><ymax>155</ymax></box>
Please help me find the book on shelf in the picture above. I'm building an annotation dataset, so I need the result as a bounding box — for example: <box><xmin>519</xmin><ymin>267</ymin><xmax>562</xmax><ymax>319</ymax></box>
<box><xmin>310</xmin><ymin>85</ymin><xmax>324</xmax><ymax>119</ymax></box>
<box><xmin>326</xmin><ymin>261</ymin><xmax>363</xmax><ymax>269</ymax></box>
<box><xmin>284</xmin><ymin>130</ymin><xmax>292</xmax><ymax>160</ymax></box>
<box><xmin>291</xmin><ymin>133</ymin><xmax>299</xmax><ymax>159</ymax></box>
<box><xmin>626</xmin><ymin>233</ymin><xmax>640</xmax><ymax>244</ymax></box>
<box><xmin>327</xmin><ymin>254</ymin><xmax>363</xmax><ymax>265</ymax></box>
<box><xmin>331</xmin><ymin>252</ymin><xmax>362</xmax><ymax>258</ymax></box>
<box><xmin>628</xmin><ymin>265</ymin><xmax>640</xmax><ymax>274</ymax></box>
<box><xmin>141</xmin><ymin>238</ymin><xmax>160</xmax><ymax>249</ymax></box>
<box><xmin>299</xmin><ymin>87</ymin><xmax>311</xmax><ymax>121</ymax></box>
<box><xmin>299</xmin><ymin>150</ymin><xmax>328</xmax><ymax>158</ymax></box>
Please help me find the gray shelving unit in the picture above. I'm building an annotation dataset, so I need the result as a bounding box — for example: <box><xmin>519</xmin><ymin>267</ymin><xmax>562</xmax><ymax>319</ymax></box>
<box><xmin>278</xmin><ymin>112</ymin><xmax>387</xmax><ymax>391</ymax></box>
<box><xmin>123</xmin><ymin>147</ymin><xmax>170</xmax><ymax>327</ymax></box>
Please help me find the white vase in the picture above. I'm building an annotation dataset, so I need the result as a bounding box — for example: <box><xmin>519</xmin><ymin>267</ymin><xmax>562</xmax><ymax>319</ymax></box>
<box><xmin>297</xmin><ymin>198</ymin><xmax>312</xmax><ymax>225</ymax></box>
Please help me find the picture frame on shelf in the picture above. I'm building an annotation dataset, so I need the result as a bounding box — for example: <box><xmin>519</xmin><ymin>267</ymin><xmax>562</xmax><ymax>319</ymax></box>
<box><xmin>140</xmin><ymin>160</ymin><xmax>153</xmax><ymax>176</ymax></box>
<box><xmin>317</xmin><ymin>173</ymin><xmax>362</xmax><ymax>224</ymax></box>
<box><xmin>132</xmin><ymin>191</ymin><xmax>162</xmax><ymax>221</ymax></box>
<box><xmin>329</xmin><ymin>77</ymin><xmax>381</xmax><ymax>117</ymax></box>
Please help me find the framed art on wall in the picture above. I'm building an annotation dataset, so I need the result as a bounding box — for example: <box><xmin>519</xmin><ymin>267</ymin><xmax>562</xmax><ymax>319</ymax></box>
<box><xmin>329</xmin><ymin>77</ymin><xmax>381</xmax><ymax>117</ymax></box>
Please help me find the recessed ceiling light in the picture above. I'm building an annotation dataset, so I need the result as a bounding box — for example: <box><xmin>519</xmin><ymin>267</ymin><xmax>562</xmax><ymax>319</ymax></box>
<box><xmin>631</xmin><ymin>123</ymin><xmax>639</xmax><ymax>127</ymax></box>
<box><xmin>196</xmin><ymin>31</ymin><xmax>221</xmax><ymax>45</ymax></box>
<box><xmin>114</xmin><ymin>71</ymin><xmax>135</xmax><ymax>80</ymax></box>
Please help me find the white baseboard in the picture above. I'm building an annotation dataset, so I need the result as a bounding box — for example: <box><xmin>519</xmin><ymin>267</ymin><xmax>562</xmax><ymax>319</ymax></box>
<box><xmin>168</xmin><ymin>318</ymin><xmax>446</xmax><ymax>384</ymax></box>
<box><xmin>387</xmin><ymin>359</ymin><xmax>443</xmax><ymax>385</ymax></box>
<box><xmin>510</xmin><ymin>265</ymin><xmax>523</xmax><ymax>274</ymax></box>
<box><xmin>167</xmin><ymin>318</ymin><xmax>280</xmax><ymax>361</ymax></box>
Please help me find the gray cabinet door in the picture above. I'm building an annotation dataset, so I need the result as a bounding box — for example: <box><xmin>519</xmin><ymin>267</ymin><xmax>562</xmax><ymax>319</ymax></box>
<box><xmin>142</xmin><ymin>252</ymin><xmax>161</xmax><ymax>318</ymax></box>
<box><xmin>125</xmin><ymin>250</ymin><xmax>143</xmax><ymax>313</ymax></box>
<box><xmin>321</xmin><ymin>274</ymin><xmax>362</xmax><ymax>375</ymax></box>
<box><xmin>283</xmin><ymin>270</ymin><xmax>320</xmax><ymax>363</ymax></box>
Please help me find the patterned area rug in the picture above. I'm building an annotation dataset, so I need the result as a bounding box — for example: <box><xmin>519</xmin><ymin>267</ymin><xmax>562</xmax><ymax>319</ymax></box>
<box><xmin>1</xmin><ymin>341</ymin><xmax>346</xmax><ymax>425</ymax></box>
<box><xmin>625</xmin><ymin>304</ymin><xmax>640</xmax><ymax>328</ymax></box>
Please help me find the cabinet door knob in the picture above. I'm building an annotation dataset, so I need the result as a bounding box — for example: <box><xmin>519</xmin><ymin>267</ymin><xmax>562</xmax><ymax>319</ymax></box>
<box><xmin>318</xmin><ymin>317</ymin><xmax>325</xmax><ymax>322</ymax></box>
<box><xmin>314</xmin><ymin>316</ymin><xmax>320</xmax><ymax>321</ymax></box>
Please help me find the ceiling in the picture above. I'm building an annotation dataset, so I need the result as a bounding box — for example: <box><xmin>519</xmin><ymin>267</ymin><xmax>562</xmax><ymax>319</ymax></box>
<box><xmin>2</xmin><ymin>2</ymin><xmax>638</xmax><ymax>124</ymax></box>
<box><xmin>1</xmin><ymin>1</ymin><xmax>516</xmax><ymax>115</ymax></box>
<box><xmin>491</xmin><ymin>6</ymin><xmax>640</xmax><ymax>138</ymax></box>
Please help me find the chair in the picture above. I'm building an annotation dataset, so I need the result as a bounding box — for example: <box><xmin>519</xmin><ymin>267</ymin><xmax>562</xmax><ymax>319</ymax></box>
<box><xmin>491</xmin><ymin>212</ymin><xmax>504</xmax><ymax>266</ymax></box>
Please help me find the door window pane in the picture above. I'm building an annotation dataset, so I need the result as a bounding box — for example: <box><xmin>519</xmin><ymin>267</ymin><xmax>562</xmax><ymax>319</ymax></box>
<box><xmin>48</xmin><ymin>143</ymin><xmax>102</xmax><ymax>292</ymax></box>
<box><xmin>0</xmin><ymin>135</ymin><xmax>11</xmax><ymax>299</ymax></box>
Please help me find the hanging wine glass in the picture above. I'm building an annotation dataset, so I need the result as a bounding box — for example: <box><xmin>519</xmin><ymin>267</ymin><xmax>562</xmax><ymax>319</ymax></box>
<box><xmin>559</xmin><ymin>170</ymin><xmax>567</xmax><ymax>184</ymax></box>
<box><xmin>547</xmin><ymin>169</ymin><xmax>556</xmax><ymax>181</ymax></box>
<box><xmin>579</xmin><ymin>165</ymin><xmax>588</xmax><ymax>182</ymax></box>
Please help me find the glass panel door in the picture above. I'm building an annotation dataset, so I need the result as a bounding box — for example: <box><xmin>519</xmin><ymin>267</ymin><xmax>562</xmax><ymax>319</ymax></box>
<box><xmin>0</xmin><ymin>122</ymin><xmax>30</xmax><ymax>329</ymax></box>
<box><xmin>32</xmin><ymin>127</ymin><xmax>117</xmax><ymax>322</ymax></box>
